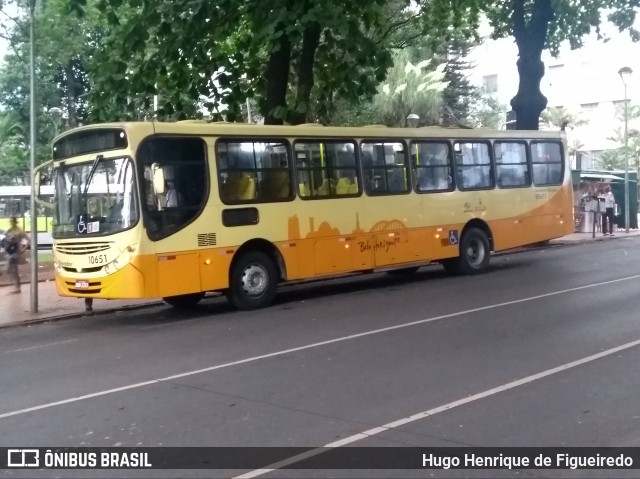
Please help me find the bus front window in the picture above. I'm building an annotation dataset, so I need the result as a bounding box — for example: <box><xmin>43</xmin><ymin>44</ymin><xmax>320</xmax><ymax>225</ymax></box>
<box><xmin>53</xmin><ymin>157</ymin><xmax>139</xmax><ymax>238</ymax></box>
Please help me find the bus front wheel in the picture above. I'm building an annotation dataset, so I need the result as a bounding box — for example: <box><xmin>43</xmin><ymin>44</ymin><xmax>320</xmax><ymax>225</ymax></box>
<box><xmin>227</xmin><ymin>251</ymin><xmax>278</xmax><ymax>310</ymax></box>
<box><xmin>442</xmin><ymin>228</ymin><xmax>490</xmax><ymax>275</ymax></box>
<box><xmin>163</xmin><ymin>292</ymin><xmax>205</xmax><ymax>308</ymax></box>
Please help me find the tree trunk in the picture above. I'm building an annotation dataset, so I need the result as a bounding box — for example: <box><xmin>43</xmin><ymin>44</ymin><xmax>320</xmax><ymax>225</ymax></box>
<box><xmin>510</xmin><ymin>0</ymin><xmax>553</xmax><ymax>130</ymax></box>
<box><xmin>289</xmin><ymin>22</ymin><xmax>321</xmax><ymax>125</ymax></box>
<box><xmin>65</xmin><ymin>62</ymin><xmax>79</xmax><ymax>128</ymax></box>
<box><xmin>263</xmin><ymin>34</ymin><xmax>292</xmax><ymax>125</ymax></box>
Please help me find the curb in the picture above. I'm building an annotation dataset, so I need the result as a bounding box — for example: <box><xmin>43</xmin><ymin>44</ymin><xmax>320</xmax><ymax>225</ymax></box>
<box><xmin>2</xmin><ymin>300</ymin><xmax>166</xmax><ymax>330</ymax></box>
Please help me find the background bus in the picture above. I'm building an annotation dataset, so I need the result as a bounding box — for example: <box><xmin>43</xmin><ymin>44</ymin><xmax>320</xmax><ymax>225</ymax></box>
<box><xmin>41</xmin><ymin>122</ymin><xmax>574</xmax><ymax>310</ymax></box>
<box><xmin>0</xmin><ymin>184</ymin><xmax>54</xmax><ymax>248</ymax></box>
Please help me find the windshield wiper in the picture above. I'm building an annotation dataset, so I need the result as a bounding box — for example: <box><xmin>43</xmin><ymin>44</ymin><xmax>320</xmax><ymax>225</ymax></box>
<box><xmin>82</xmin><ymin>154</ymin><xmax>104</xmax><ymax>206</ymax></box>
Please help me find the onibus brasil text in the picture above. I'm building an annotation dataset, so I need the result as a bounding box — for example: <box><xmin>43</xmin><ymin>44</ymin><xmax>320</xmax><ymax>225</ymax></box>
<box><xmin>14</xmin><ymin>450</ymin><xmax>152</xmax><ymax>468</ymax></box>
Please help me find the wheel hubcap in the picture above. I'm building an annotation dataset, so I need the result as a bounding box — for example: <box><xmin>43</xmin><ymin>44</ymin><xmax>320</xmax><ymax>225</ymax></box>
<box><xmin>467</xmin><ymin>239</ymin><xmax>485</xmax><ymax>266</ymax></box>
<box><xmin>241</xmin><ymin>264</ymin><xmax>268</xmax><ymax>296</ymax></box>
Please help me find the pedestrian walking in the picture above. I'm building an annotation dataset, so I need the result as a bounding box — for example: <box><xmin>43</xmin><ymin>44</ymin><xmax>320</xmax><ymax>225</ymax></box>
<box><xmin>601</xmin><ymin>186</ymin><xmax>616</xmax><ymax>236</ymax></box>
<box><xmin>2</xmin><ymin>217</ymin><xmax>28</xmax><ymax>293</ymax></box>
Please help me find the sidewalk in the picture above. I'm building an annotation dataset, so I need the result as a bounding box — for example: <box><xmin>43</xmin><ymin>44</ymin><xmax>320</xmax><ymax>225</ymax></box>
<box><xmin>1</xmin><ymin>229</ymin><xmax>639</xmax><ymax>329</ymax></box>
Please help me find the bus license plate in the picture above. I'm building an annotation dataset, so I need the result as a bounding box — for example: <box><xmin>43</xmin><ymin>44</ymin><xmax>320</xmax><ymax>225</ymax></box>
<box><xmin>75</xmin><ymin>280</ymin><xmax>89</xmax><ymax>289</ymax></box>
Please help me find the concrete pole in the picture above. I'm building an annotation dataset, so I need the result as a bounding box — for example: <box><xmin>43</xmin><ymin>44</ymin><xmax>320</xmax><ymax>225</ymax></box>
<box><xmin>29</xmin><ymin>0</ymin><xmax>38</xmax><ymax>313</ymax></box>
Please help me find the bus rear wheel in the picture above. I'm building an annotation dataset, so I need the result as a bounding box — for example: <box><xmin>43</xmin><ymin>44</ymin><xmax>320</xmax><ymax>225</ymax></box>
<box><xmin>227</xmin><ymin>251</ymin><xmax>278</xmax><ymax>310</ymax></box>
<box><xmin>163</xmin><ymin>292</ymin><xmax>205</xmax><ymax>308</ymax></box>
<box><xmin>442</xmin><ymin>227</ymin><xmax>490</xmax><ymax>275</ymax></box>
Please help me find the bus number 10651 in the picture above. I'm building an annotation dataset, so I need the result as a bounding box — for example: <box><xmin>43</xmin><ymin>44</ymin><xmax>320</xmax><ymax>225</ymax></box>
<box><xmin>89</xmin><ymin>254</ymin><xmax>108</xmax><ymax>265</ymax></box>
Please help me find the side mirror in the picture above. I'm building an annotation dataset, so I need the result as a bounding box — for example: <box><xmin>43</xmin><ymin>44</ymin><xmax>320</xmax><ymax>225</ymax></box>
<box><xmin>33</xmin><ymin>160</ymin><xmax>55</xmax><ymax>209</ymax></box>
<box><xmin>152</xmin><ymin>163</ymin><xmax>166</xmax><ymax>194</ymax></box>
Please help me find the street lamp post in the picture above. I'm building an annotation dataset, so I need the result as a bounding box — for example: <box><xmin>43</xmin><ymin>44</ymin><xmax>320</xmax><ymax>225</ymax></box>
<box><xmin>48</xmin><ymin>106</ymin><xmax>63</xmax><ymax>137</ymax></box>
<box><xmin>619</xmin><ymin>66</ymin><xmax>633</xmax><ymax>234</ymax></box>
<box><xmin>29</xmin><ymin>0</ymin><xmax>38</xmax><ymax>313</ymax></box>
<box><xmin>406</xmin><ymin>113</ymin><xmax>419</xmax><ymax>128</ymax></box>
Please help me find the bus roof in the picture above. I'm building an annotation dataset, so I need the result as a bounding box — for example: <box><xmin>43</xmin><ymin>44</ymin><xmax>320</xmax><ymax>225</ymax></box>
<box><xmin>54</xmin><ymin>121</ymin><xmax>565</xmax><ymax>143</ymax></box>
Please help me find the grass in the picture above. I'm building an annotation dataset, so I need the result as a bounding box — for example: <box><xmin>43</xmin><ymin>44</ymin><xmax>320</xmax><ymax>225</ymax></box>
<box><xmin>36</xmin><ymin>252</ymin><xmax>53</xmax><ymax>264</ymax></box>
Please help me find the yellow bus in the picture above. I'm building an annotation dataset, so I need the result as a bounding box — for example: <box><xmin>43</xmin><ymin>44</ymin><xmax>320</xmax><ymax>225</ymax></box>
<box><xmin>37</xmin><ymin>122</ymin><xmax>573</xmax><ymax>309</ymax></box>
<box><xmin>0</xmin><ymin>185</ymin><xmax>54</xmax><ymax>247</ymax></box>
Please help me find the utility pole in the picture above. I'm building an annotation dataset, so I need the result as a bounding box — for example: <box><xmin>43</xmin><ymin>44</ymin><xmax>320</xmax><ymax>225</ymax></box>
<box><xmin>29</xmin><ymin>0</ymin><xmax>39</xmax><ymax>313</ymax></box>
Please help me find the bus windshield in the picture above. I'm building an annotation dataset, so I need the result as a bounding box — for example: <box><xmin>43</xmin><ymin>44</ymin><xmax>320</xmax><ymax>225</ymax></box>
<box><xmin>53</xmin><ymin>156</ymin><xmax>139</xmax><ymax>238</ymax></box>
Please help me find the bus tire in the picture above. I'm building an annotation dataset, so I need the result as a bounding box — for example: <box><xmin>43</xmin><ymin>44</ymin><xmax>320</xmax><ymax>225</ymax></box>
<box><xmin>163</xmin><ymin>292</ymin><xmax>205</xmax><ymax>308</ymax></box>
<box><xmin>455</xmin><ymin>227</ymin><xmax>490</xmax><ymax>275</ymax></box>
<box><xmin>441</xmin><ymin>228</ymin><xmax>491</xmax><ymax>275</ymax></box>
<box><xmin>227</xmin><ymin>251</ymin><xmax>278</xmax><ymax>310</ymax></box>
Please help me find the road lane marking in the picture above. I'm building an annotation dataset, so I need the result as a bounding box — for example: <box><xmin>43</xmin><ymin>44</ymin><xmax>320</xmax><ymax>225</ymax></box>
<box><xmin>3</xmin><ymin>339</ymin><xmax>79</xmax><ymax>354</ymax></box>
<box><xmin>1</xmin><ymin>273</ymin><xmax>640</xmax><ymax>421</ymax></box>
<box><xmin>233</xmin><ymin>337</ymin><xmax>640</xmax><ymax>478</ymax></box>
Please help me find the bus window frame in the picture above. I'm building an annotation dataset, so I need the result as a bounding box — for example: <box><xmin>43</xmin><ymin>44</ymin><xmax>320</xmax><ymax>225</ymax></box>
<box><xmin>530</xmin><ymin>140</ymin><xmax>565</xmax><ymax>187</ymax></box>
<box><xmin>136</xmin><ymin>135</ymin><xmax>209</xmax><ymax>242</ymax></box>
<box><xmin>409</xmin><ymin>140</ymin><xmax>455</xmax><ymax>194</ymax></box>
<box><xmin>493</xmin><ymin>139</ymin><xmax>531</xmax><ymax>189</ymax></box>
<box><xmin>216</xmin><ymin>137</ymin><xmax>295</xmax><ymax>205</ymax></box>
<box><xmin>293</xmin><ymin>138</ymin><xmax>360</xmax><ymax>200</ymax></box>
<box><xmin>453</xmin><ymin>140</ymin><xmax>496</xmax><ymax>191</ymax></box>
<box><xmin>360</xmin><ymin>138</ymin><xmax>411</xmax><ymax>197</ymax></box>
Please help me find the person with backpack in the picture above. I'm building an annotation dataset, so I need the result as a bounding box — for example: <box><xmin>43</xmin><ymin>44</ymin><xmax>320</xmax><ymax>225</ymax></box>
<box><xmin>3</xmin><ymin>217</ymin><xmax>28</xmax><ymax>293</ymax></box>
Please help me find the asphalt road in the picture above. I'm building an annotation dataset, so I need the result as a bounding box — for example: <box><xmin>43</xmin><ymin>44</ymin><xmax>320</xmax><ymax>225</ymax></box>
<box><xmin>2</xmin><ymin>238</ymin><xmax>640</xmax><ymax>479</ymax></box>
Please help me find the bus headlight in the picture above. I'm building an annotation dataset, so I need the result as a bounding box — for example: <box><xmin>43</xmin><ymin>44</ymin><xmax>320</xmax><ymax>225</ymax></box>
<box><xmin>104</xmin><ymin>249</ymin><xmax>132</xmax><ymax>275</ymax></box>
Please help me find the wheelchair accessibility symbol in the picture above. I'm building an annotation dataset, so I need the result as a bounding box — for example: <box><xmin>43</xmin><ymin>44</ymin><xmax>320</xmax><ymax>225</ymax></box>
<box><xmin>448</xmin><ymin>230</ymin><xmax>459</xmax><ymax>245</ymax></box>
<box><xmin>76</xmin><ymin>214</ymin><xmax>88</xmax><ymax>234</ymax></box>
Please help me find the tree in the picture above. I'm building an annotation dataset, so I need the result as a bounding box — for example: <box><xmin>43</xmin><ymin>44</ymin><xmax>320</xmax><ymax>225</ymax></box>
<box><xmin>0</xmin><ymin>111</ymin><xmax>28</xmax><ymax>184</ymax></box>
<box><xmin>540</xmin><ymin>106</ymin><xmax>587</xmax><ymax>131</ymax></box>
<box><xmin>372</xmin><ymin>52</ymin><xmax>449</xmax><ymax>126</ymax></box>
<box><xmin>419</xmin><ymin>0</ymin><xmax>640</xmax><ymax>130</ymax></box>
<box><xmin>0</xmin><ymin>0</ymin><xmax>102</xmax><ymax>183</ymax></box>
<box><xmin>467</xmin><ymin>93</ymin><xmax>507</xmax><ymax>128</ymax></box>
<box><xmin>66</xmin><ymin>0</ymin><xmax>399</xmax><ymax>125</ymax></box>
<box><xmin>568</xmin><ymin>138</ymin><xmax>584</xmax><ymax>168</ymax></box>
<box><xmin>594</xmin><ymin>149</ymin><xmax>626</xmax><ymax>170</ymax></box>
<box><xmin>439</xmin><ymin>38</ymin><xmax>477</xmax><ymax>125</ymax></box>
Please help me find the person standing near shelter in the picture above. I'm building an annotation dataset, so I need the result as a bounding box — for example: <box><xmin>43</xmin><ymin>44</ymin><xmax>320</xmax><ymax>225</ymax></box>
<box><xmin>601</xmin><ymin>186</ymin><xmax>616</xmax><ymax>236</ymax></box>
<box><xmin>3</xmin><ymin>217</ymin><xmax>28</xmax><ymax>293</ymax></box>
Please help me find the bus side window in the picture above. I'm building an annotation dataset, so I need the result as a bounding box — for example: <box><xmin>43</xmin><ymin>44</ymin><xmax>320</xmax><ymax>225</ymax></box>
<box><xmin>138</xmin><ymin>137</ymin><xmax>208</xmax><ymax>240</ymax></box>
<box><xmin>294</xmin><ymin>140</ymin><xmax>357</xmax><ymax>199</ymax></box>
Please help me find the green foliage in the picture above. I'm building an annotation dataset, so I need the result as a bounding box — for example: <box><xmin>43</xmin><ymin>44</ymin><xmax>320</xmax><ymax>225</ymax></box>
<box><xmin>0</xmin><ymin>0</ymin><xmax>101</xmax><ymax>184</ymax></box>
<box><xmin>540</xmin><ymin>106</ymin><xmax>588</xmax><ymax>131</ymax></box>
<box><xmin>372</xmin><ymin>51</ymin><xmax>449</xmax><ymax>126</ymax></box>
<box><xmin>594</xmin><ymin>149</ymin><xmax>626</xmax><ymax>170</ymax></box>
<box><xmin>0</xmin><ymin>111</ymin><xmax>28</xmax><ymax>184</ymax></box>
<box><xmin>467</xmin><ymin>92</ymin><xmax>507</xmax><ymax>128</ymax></box>
<box><xmin>64</xmin><ymin>0</ymin><xmax>399</xmax><ymax>124</ymax></box>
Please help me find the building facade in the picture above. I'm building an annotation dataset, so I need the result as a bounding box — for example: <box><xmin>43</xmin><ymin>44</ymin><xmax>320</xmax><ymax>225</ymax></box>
<box><xmin>466</xmin><ymin>21</ymin><xmax>640</xmax><ymax>170</ymax></box>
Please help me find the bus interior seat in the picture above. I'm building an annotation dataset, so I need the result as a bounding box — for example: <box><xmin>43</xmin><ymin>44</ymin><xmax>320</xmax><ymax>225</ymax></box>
<box><xmin>223</xmin><ymin>172</ymin><xmax>256</xmax><ymax>201</ymax></box>
<box><xmin>236</xmin><ymin>173</ymin><xmax>256</xmax><ymax>200</ymax></box>
<box><xmin>315</xmin><ymin>178</ymin><xmax>334</xmax><ymax>196</ymax></box>
<box><xmin>336</xmin><ymin>177</ymin><xmax>351</xmax><ymax>195</ymax></box>
<box><xmin>261</xmin><ymin>171</ymin><xmax>290</xmax><ymax>200</ymax></box>
<box><xmin>299</xmin><ymin>182</ymin><xmax>310</xmax><ymax>197</ymax></box>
